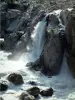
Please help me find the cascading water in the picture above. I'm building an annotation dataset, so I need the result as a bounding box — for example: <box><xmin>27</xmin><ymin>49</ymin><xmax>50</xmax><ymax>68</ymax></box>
<box><xmin>23</xmin><ymin>17</ymin><xmax>47</xmax><ymax>63</ymax></box>
<box><xmin>0</xmin><ymin>10</ymin><xmax>75</xmax><ymax>100</ymax></box>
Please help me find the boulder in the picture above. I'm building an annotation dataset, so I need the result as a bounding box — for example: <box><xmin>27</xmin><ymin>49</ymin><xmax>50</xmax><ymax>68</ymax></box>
<box><xmin>7</xmin><ymin>73</ymin><xmax>24</xmax><ymax>85</ymax></box>
<box><xmin>40</xmin><ymin>88</ymin><xmax>54</xmax><ymax>97</ymax></box>
<box><xmin>66</xmin><ymin>8</ymin><xmax>75</xmax><ymax>77</ymax></box>
<box><xmin>0</xmin><ymin>82</ymin><xmax>8</xmax><ymax>91</ymax></box>
<box><xmin>19</xmin><ymin>92</ymin><xmax>35</xmax><ymax>100</ymax></box>
<box><xmin>27</xmin><ymin>87</ymin><xmax>40</xmax><ymax>98</ymax></box>
<box><xmin>42</xmin><ymin>24</ymin><xmax>63</xmax><ymax>76</ymax></box>
<box><xmin>26</xmin><ymin>59</ymin><xmax>42</xmax><ymax>71</ymax></box>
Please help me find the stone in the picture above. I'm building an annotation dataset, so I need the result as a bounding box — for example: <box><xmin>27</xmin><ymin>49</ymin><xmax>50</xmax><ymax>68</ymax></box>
<box><xmin>60</xmin><ymin>9</ymin><xmax>70</xmax><ymax>25</ymax></box>
<box><xmin>46</xmin><ymin>14</ymin><xmax>59</xmax><ymax>25</ymax></box>
<box><xmin>40</xmin><ymin>88</ymin><xmax>54</xmax><ymax>97</ymax></box>
<box><xmin>42</xmin><ymin>25</ymin><xmax>63</xmax><ymax>76</ymax></box>
<box><xmin>6</xmin><ymin>9</ymin><xmax>21</xmax><ymax>19</ymax></box>
<box><xmin>28</xmin><ymin>81</ymin><xmax>37</xmax><ymax>86</ymax></box>
<box><xmin>7</xmin><ymin>73</ymin><xmax>24</xmax><ymax>85</ymax></box>
<box><xmin>0</xmin><ymin>38</ymin><xmax>4</xmax><ymax>50</ymax></box>
<box><xmin>0</xmin><ymin>82</ymin><xmax>8</xmax><ymax>91</ymax></box>
<box><xmin>4</xmin><ymin>32</ymin><xmax>21</xmax><ymax>51</ymax></box>
<box><xmin>0</xmin><ymin>2</ymin><xmax>7</xmax><ymax>11</ymax></box>
<box><xmin>0</xmin><ymin>97</ymin><xmax>4</xmax><ymax>100</ymax></box>
<box><xmin>26</xmin><ymin>59</ymin><xmax>42</xmax><ymax>71</ymax></box>
<box><xmin>19</xmin><ymin>92</ymin><xmax>35</xmax><ymax>100</ymax></box>
<box><xmin>27</xmin><ymin>87</ymin><xmax>40</xmax><ymax>98</ymax></box>
<box><xmin>66</xmin><ymin>8</ymin><xmax>75</xmax><ymax>78</ymax></box>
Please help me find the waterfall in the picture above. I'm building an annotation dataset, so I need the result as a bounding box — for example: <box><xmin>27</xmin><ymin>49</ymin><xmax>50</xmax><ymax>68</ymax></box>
<box><xmin>0</xmin><ymin>18</ymin><xmax>47</xmax><ymax>73</ymax></box>
<box><xmin>23</xmin><ymin>18</ymin><xmax>47</xmax><ymax>64</ymax></box>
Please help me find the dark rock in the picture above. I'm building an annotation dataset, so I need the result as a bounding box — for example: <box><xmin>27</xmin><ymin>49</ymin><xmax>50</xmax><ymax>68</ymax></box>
<box><xmin>19</xmin><ymin>92</ymin><xmax>35</xmax><ymax>100</ymax></box>
<box><xmin>0</xmin><ymin>38</ymin><xmax>4</xmax><ymax>50</ymax></box>
<box><xmin>6</xmin><ymin>9</ymin><xmax>21</xmax><ymax>19</ymax></box>
<box><xmin>27</xmin><ymin>87</ymin><xmax>40</xmax><ymax>98</ymax></box>
<box><xmin>0</xmin><ymin>82</ymin><xmax>8</xmax><ymax>91</ymax></box>
<box><xmin>28</xmin><ymin>81</ymin><xmax>37</xmax><ymax>86</ymax></box>
<box><xmin>7</xmin><ymin>1</ymin><xmax>29</xmax><ymax>11</ymax></box>
<box><xmin>46</xmin><ymin>14</ymin><xmax>59</xmax><ymax>25</ymax></box>
<box><xmin>43</xmin><ymin>25</ymin><xmax>63</xmax><ymax>76</ymax></box>
<box><xmin>60</xmin><ymin>9</ymin><xmax>70</xmax><ymax>25</ymax></box>
<box><xmin>0</xmin><ymin>2</ymin><xmax>7</xmax><ymax>11</ymax></box>
<box><xmin>59</xmin><ymin>29</ymin><xmax>68</xmax><ymax>52</ymax></box>
<box><xmin>26</xmin><ymin>59</ymin><xmax>41</xmax><ymax>71</ymax></box>
<box><xmin>40</xmin><ymin>88</ymin><xmax>54</xmax><ymax>97</ymax></box>
<box><xmin>4</xmin><ymin>32</ymin><xmax>21</xmax><ymax>51</ymax></box>
<box><xmin>66</xmin><ymin>8</ymin><xmax>75</xmax><ymax>78</ymax></box>
<box><xmin>7</xmin><ymin>73</ymin><xmax>24</xmax><ymax>85</ymax></box>
<box><xmin>0</xmin><ymin>97</ymin><xmax>4</xmax><ymax>100</ymax></box>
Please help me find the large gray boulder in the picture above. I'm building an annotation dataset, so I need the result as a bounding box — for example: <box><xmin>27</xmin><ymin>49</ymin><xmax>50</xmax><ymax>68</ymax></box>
<box><xmin>42</xmin><ymin>22</ymin><xmax>63</xmax><ymax>76</ymax></box>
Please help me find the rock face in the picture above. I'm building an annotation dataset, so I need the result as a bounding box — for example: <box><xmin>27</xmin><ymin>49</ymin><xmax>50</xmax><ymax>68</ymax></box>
<box><xmin>0</xmin><ymin>82</ymin><xmax>8</xmax><ymax>91</ymax></box>
<box><xmin>42</xmin><ymin>18</ymin><xmax>64</xmax><ymax>75</ymax></box>
<box><xmin>66</xmin><ymin>8</ymin><xmax>75</xmax><ymax>78</ymax></box>
<box><xmin>40</xmin><ymin>88</ymin><xmax>54</xmax><ymax>97</ymax></box>
<box><xmin>19</xmin><ymin>92</ymin><xmax>35</xmax><ymax>100</ymax></box>
<box><xmin>60</xmin><ymin>9</ymin><xmax>70</xmax><ymax>25</ymax></box>
<box><xmin>7</xmin><ymin>73</ymin><xmax>24</xmax><ymax>85</ymax></box>
<box><xmin>27</xmin><ymin>87</ymin><xmax>40</xmax><ymax>98</ymax></box>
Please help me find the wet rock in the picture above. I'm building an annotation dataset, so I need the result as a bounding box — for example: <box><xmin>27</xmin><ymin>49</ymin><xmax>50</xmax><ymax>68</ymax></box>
<box><xmin>26</xmin><ymin>59</ymin><xmax>42</xmax><ymax>71</ymax></box>
<box><xmin>0</xmin><ymin>82</ymin><xmax>8</xmax><ymax>91</ymax></box>
<box><xmin>59</xmin><ymin>29</ymin><xmax>68</xmax><ymax>52</ymax></box>
<box><xmin>7</xmin><ymin>1</ymin><xmax>29</xmax><ymax>11</ymax></box>
<box><xmin>0</xmin><ymin>2</ymin><xmax>7</xmax><ymax>11</ymax></box>
<box><xmin>66</xmin><ymin>8</ymin><xmax>75</xmax><ymax>78</ymax></box>
<box><xmin>6</xmin><ymin>9</ymin><xmax>21</xmax><ymax>19</ymax></box>
<box><xmin>0</xmin><ymin>97</ymin><xmax>4</xmax><ymax>100</ymax></box>
<box><xmin>46</xmin><ymin>14</ymin><xmax>59</xmax><ymax>25</ymax></box>
<box><xmin>40</xmin><ymin>88</ymin><xmax>54</xmax><ymax>97</ymax></box>
<box><xmin>19</xmin><ymin>92</ymin><xmax>35</xmax><ymax>100</ymax></box>
<box><xmin>7</xmin><ymin>73</ymin><xmax>24</xmax><ymax>85</ymax></box>
<box><xmin>43</xmin><ymin>24</ymin><xmax>63</xmax><ymax>76</ymax></box>
<box><xmin>28</xmin><ymin>81</ymin><xmax>37</xmax><ymax>86</ymax></box>
<box><xmin>0</xmin><ymin>38</ymin><xmax>4</xmax><ymax>50</ymax></box>
<box><xmin>4</xmin><ymin>32</ymin><xmax>21</xmax><ymax>51</ymax></box>
<box><xmin>60</xmin><ymin>9</ymin><xmax>70</xmax><ymax>25</ymax></box>
<box><xmin>27</xmin><ymin>87</ymin><xmax>40</xmax><ymax>98</ymax></box>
